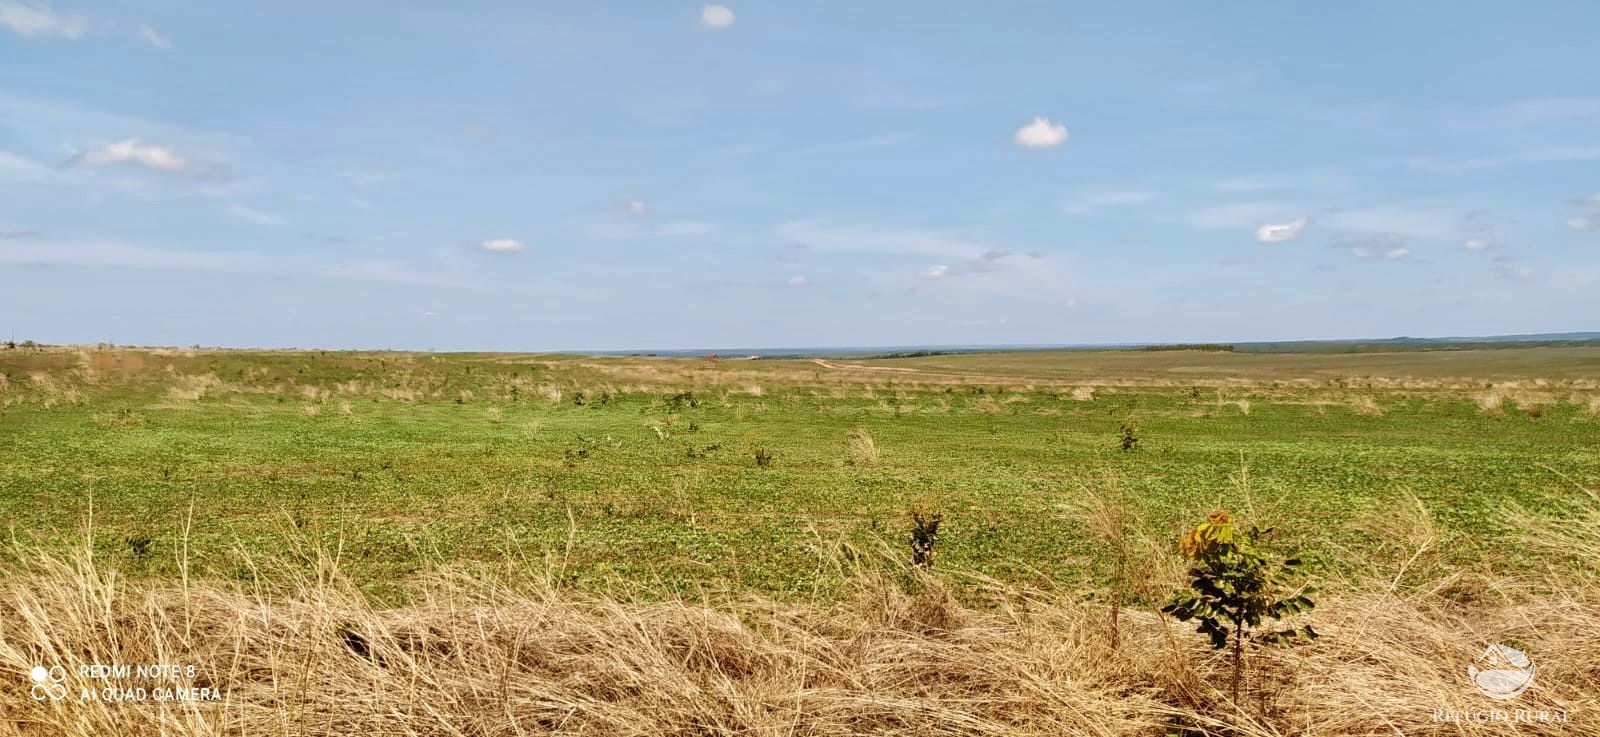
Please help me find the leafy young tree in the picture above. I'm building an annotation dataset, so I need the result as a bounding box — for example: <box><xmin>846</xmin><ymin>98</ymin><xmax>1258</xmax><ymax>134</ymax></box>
<box><xmin>1162</xmin><ymin>511</ymin><xmax>1317</xmax><ymax>703</ymax></box>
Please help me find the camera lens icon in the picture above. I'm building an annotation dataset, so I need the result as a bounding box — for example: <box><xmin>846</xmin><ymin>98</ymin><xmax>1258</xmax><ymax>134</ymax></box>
<box><xmin>29</xmin><ymin>665</ymin><xmax>67</xmax><ymax>701</ymax></box>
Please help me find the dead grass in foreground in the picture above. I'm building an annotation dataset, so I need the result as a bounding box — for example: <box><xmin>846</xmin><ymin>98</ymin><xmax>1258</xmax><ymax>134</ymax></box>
<box><xmin>2</xmin><ymin>498</ymin><xmax>1598</xmax><ymax>736</ymax></box>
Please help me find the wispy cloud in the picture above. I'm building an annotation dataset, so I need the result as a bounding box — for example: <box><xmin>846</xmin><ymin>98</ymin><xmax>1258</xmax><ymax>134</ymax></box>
<box><xmin>326</xmin><ymin>261</ymin><xmax>476</xmax><ymax>288</ymax></box>
<box><xmin>1341</xmin><ymin>235</ymin><xmax>1411</xmax><ymax>261</ymax></box>
<box><xmin>1013</xmin><ymin>117</ymin><xmax>1068</xmax><ymax>148</ymax></box>
<box><xmin>0</xmin><ymin>240</ymin><xmax>261</xmax><ymax>272</ymax></box>
<box><xmin>65</xmin><ymin>138</ymin><xmax>221</xmax><ymax>177</ymax></box>
<box><xmin>578</xmin><ymin>218</ymin><xmax>719</xmax><ymax>240</ymax></box>
<box><xmin>1566</xmin><ymin>192</ymin><xmax>1600</xmax><ymax>231</ymax></box>
<box><xmin>1063</xmin><ymin>190</ymin><xmax>1158</xmax><ymax>215</ymax></box>
<box><xmin>225</xmin><ymin>204</ymin><xmax>283</xmax><ymax>226</ymax></box>
<box><xmin>1452</xmin><ymin>97</ymin><xmax>1600</xmax><ymax>131</ymax></box>
<box><xmin>479</xmin><ymin>238</ymin><xmax>526</xmax><ymax>252</ymax></box>
<box><xmin>136</xmin><ymin>23</ymin><xmax>169</xmax><ymax>49</ymax></box>
<box><xmin>1185</xmin><ymin>202</ymin><xmax>1294</xmax><ymax>231</ymax></box>
<box><xmin>1255</xmin><ymin>217</ymin><xmax>1307</xmax><ymax>244</ymax></box>
<box><xmin>1408</xmin><ymin>147</ymin><xmax>1600</xmax><ymax>173</ymax></box>
<box><xmin>797</xmin><ymin>131</ymin><xmax>915</xmax><ymax>156</ymax></box>
<box><xmin>776</xmin><ymin>221</ymin><xmax>995</xmax><ymax>259</ymax></box>
<box><xmin>1322</xmin><ymin>205</ymin><xmax>1454</xmax><ymax>239</ymax></box>
<box><xmin>0</xmin><ymin>0</ymin><xmax>87</xmax><ymax>39</ymax></box>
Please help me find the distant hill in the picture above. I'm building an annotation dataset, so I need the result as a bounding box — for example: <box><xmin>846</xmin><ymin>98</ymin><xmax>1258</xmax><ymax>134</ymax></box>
<box><xmin>1233</xmin><ymin>332</ymin><xmax>1600</xmax><ymax>354</ymax></box>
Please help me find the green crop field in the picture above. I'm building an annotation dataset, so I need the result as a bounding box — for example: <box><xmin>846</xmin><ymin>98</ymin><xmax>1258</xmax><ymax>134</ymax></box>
<box><xmin>3</xmin><ymin>345</ymin><xmax>1599</xmax><ymax>602</ymax></box>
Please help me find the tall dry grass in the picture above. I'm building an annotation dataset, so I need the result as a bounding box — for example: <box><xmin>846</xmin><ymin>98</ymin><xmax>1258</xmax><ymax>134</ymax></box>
<box><xmin>846</xmin><ymin>428</ymin><xmax>880</xmax><ymax>467</ymax></box>
<box><xmin>2</xmin><ymin>492</ymin><xmax>1597</xmax><ymax>736</ymax></box>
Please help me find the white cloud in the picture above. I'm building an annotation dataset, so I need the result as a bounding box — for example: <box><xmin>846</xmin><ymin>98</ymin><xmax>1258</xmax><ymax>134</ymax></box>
<box><xmin>65</xmin><ymin>138</ymin><xmax>209</xmax><ymax>175</ymax></box>
<box><xmin>920</xmin><ymin>264</ymin><xmax>951</xmax><ymax>279</ymax></box>
<box><xmin>480</xmin><ymin>238</ymin><xmax>526</xmax><ymax>252</ymax></box>
<box><xmin>0</xmin><ymin>0</ymin><xmax>86</xmax><ymax>38</ymax></box>
<box><xmin>700</xmin><ymin>4</ymin><xmax>734</xmax><ymax>29</ymax></box>
<box><xmin>136</xmin><ymin>24</ymin><xmax>169</xmax><ymax>49</ymax></box>
<box><xmin>1063</xmin><ymin>190</ymin><xmax>1158</xmax><ymax>215</ymax></box>
<box><xmin>1569</xmin><ymin>217</ymin><xmax>1597</xmax><ymax>231</ymax></box>
<box><xmin>1463</xmin><ymin>238</ymin><xmax>1491</xmax><ymax>251</ymax></box>
<box><xmin>787</xmin><ymin>275</ymin><xmax>808</xmax><ymax>286</ymax></box>
<box><xmin>1013</xmin><ymin>117</ymin><xmax>1068</xmax><ymax>148</ymax></box>
<box><xmin>627</xmin><ymin>199</ymin><xmax>647</xmax><ymax>217</ymax></box>
<box><xmin>1255</xmin><ymin>217</ymin><xmax>1307</xmax><ymax>243</ymax></box>
<box><xmin>1384</xmin><ymin>247</ymin><xmax>1411</xmax><ymax>260</ymax></box>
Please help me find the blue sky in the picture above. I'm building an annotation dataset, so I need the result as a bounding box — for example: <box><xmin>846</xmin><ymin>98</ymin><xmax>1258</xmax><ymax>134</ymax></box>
<box><xmin>2</xmin><ymin>1</ymin><xmax>1597</xmax><ymax>351</ymax></box>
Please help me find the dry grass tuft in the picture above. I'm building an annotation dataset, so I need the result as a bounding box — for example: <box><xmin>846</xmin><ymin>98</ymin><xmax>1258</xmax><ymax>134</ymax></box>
<box><xmin>1476</xmin><ymin>388</ymin><xmax>1507</xmax><ymax>414</ymax></box>
<box><xmin>846</xmin><ymin>427</ymin><xmax>880</xmax><ymax>467</ymax></box>
<box><xmin>1349</xmin><ymin>395</ymin><xmax>1385</xmax><ymax>416</ymax></box>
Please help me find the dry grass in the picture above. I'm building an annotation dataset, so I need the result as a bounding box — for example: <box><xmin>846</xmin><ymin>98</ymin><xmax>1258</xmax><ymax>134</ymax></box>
<box><xmin>846</xmin><ymin>428</ymin><xmax>880</xmax><ymax>467</ymax></box>
<box><xmin>1348</xmin><ymin>395</ymin><xmax>1384</xmax><ymax>416</ymax></box>
<box><xmin>3</xmin><ymin>494</ymin><xmax>1597</xmax><ymax>736</ymax></box>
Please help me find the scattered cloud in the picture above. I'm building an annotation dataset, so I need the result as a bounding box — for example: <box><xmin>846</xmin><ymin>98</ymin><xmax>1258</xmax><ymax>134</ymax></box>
<box><xmin>135</xmin><ymin>23</ymin><xmax>169</xmax><ymax>49</ymax></box>
<box><xmin>225</xmin><ymin>204</ymin><xmax>283</xmax><ymax>226</ymax></box>
<box><xmin>787</xmin><ymin>275</ymin><xmax>808</xmax><ymax>286</ymax></box>
<box><xmin>0</xmin><ymin>0</ymin><xmax>87</xmax><ymax>39</ymax></box>
<box><xmin>1464</xmin><ymin>238</ymin><xmax>1491</xmax><ymax>251</ymax></box>
<box><xmin>1013</xmin><ymin>117</ymin><xmax>1068</xmax><ymax>148</ymax></box>
<box><xmin>462</xmin><ymin>123</ymin><xmax>495</xmax><ymax>140</ymax></box>
<box><xmin>1254</xmin><ymin>216</ymin><xmax>1307</xmax><ymax>244</ymax></box>
<box><xmin>480</xmin><ymin>238</ymin><xmax>526</xmax><ymax>252</ymax></box>
<box><xmin>1570</xmin><ymin>218</ymin><xmax>1597</xmax><ymax>231</ymax></box>
<box><xmin>65</xmin><ymin>138</ymin><xmax>217</xmax><ymax>177</ymax></box>
<box><xmin>627</xmin><ymin>199</ymin><xmax>647</xmax><ymax>217</ymax></box>
<box><xmin>0</xmin><ymin>228</ymin><xmax>41</xmax><ymax>239</ymax></box>
<box><xmin>1063</xmin><ymin>190</ymin><xmax>1158</xmax><ymax>215</ymax></box>
<box><xmin>919</xmin><ymin>264</ymin><xmax>951</xmax><ymax>279</ymax></box>
<box><xmin>700</xmin><ymin>4</ymin><xmax>734</xmax><ymax>29</ymax></box>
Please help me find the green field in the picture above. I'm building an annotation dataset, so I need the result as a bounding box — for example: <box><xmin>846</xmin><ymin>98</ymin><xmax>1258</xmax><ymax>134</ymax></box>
<box><xmin>3</xmin><ymin>345</ymin><xmax>1598</xmax><ymax>601</ymax></box>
